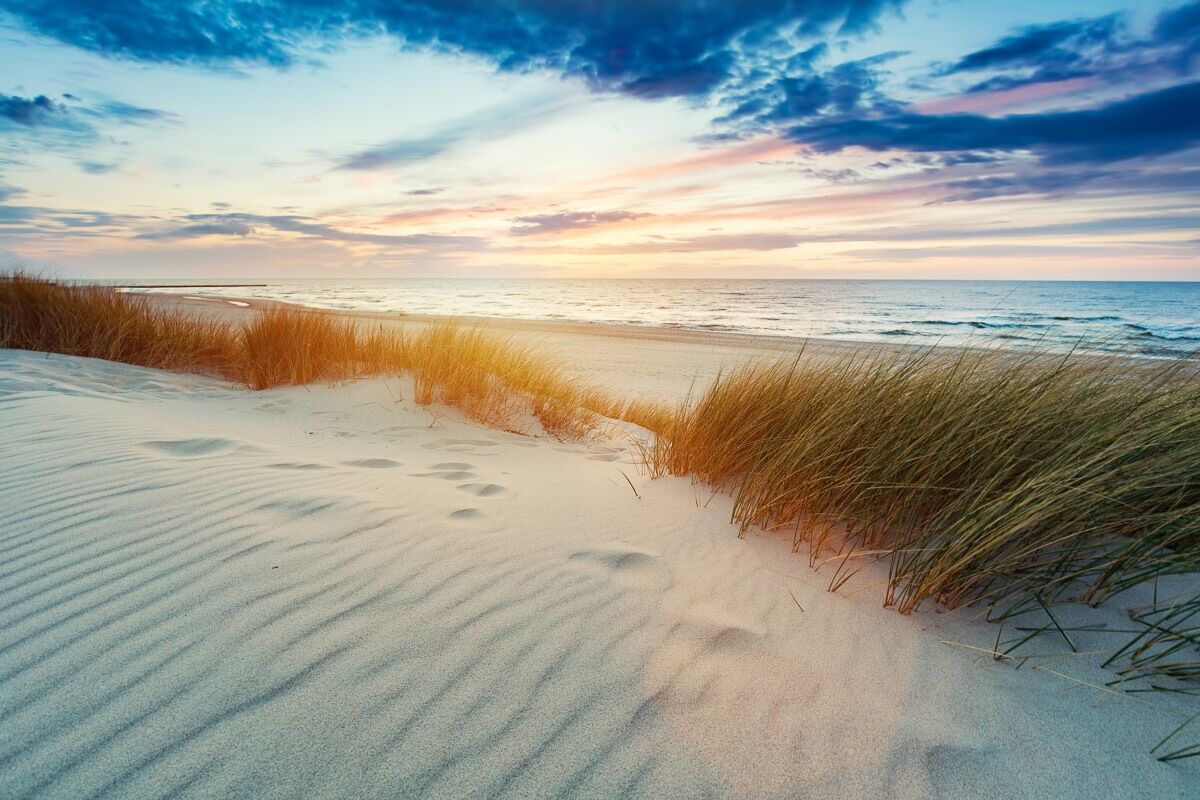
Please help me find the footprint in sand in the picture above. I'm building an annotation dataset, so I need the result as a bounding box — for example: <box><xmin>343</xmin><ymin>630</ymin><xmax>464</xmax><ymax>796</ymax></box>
<box><xmin>449</xmin><ymin>508</ymin><xmax>482</xmax><ymax>520</ymax></box>
<box><xmin>669</xmin><ymin>609</ymin><xmax>764</xmax><ymax>657</ymax></box>
<box><xmin>569</xmin><ymin>544</ymin><xmax>674</xmax><ymax>591</ymax></box>
<box><xmin>267</xmin><ymin>462</ymin><xmax>331</xmax><ymax>471</ymax></box>
<box><xmin>585</xmin><ymin>453</ymin><xmax>622</xmax><ymax>462</ymax></box>
<box><xmin>456</xmin><ymin>483</ymin><xmax>509</xmax><ymax>497</ymax></box>
<box><xmin>341</xmin><ymin>458</ymin><xmax>402</xmax><ymax>469</ymax></box>
<box><xmin>421</xmin><ymin>438</ymin><xmax>501</xmax><ymax>455</ymax></box>
<box><xmin>138</xmin><ymin>437</ymin><xmax>245</xmax><ymax>458</ymax></box>
<box><xmin>412</xmin><ymin>462</ymin><xmax>479</xmax><ymax>481</ymax></box>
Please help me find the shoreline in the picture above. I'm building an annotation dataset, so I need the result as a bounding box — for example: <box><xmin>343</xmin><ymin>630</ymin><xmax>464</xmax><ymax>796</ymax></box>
<box><xmin>143</xmin><ymin>291</ymin><xmax>1175</xmax><ymax>403</ymax></box>
<box><xmin>142</xmin><ymin>289</ymin><xmax>928</xmax><ymax>350</ymax></box>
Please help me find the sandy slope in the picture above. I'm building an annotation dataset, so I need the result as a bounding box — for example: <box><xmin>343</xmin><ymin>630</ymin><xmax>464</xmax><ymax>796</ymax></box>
<box><xmin>1</xmin><ymin>349</ymin><xmax>1197</xmax><ymax>799</ymax></box>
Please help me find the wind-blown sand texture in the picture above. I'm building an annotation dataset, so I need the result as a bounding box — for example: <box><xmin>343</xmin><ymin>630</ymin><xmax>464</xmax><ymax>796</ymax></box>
<box><xmin>2</xmin><ymin>348</ymin><xmax>1198</xmax><ymax>799</ymax></box>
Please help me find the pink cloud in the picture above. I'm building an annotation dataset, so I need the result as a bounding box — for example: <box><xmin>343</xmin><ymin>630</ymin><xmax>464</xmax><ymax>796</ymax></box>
<box><xmin>915</xmin><ymin>77</ymin><xmax>1099</xmax><ymax>115</ymax></box>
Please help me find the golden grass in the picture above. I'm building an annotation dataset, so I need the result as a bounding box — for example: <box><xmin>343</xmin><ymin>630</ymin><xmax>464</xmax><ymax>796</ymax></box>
<box><xmin>0</xmin><ymin>273</ymin><xmax>238</xmax><ymax>376</ymax></box>
<box><xmin>0</xmin><ymin>275</ymin><xmax>613</xmax><ymax>440</ymax></box>
<box><xmin>642</xmin><ymin>344</ymin><xmax>1200</xmax><ymax>615</ymax></box>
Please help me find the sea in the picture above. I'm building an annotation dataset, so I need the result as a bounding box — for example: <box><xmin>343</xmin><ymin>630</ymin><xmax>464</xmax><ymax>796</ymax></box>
<box><xmin>118</xmin><ymin>279</ymin><xmax>1200</xmax><ymax>359</ymax></box>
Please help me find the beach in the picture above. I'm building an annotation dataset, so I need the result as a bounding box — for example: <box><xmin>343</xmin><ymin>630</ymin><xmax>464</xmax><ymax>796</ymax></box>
<box><xmin>3</xmin><ymin>300</ymin><xmax>1198</xmax><ymax>798</ymax></box>
<box><xmin>143</xmin><ymin>292</ymin><xmax>996</xmax><ymax>405</ymax></box>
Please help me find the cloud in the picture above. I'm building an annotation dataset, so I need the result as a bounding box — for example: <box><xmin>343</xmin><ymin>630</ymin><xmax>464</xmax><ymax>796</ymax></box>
<box><xmin>137</xmin><ymin>212</ymin><xmax>485</xmax><ymax>249</ymax></box>
<box><xmin>509</xmin><ymin>210</ymin><xmax>646</xmax><ymax>236</ymax></box>
<box><xmin>0</xmin><ymin>183</ymin><xmax>25</xmax><ymax>202</ymax></box>
<box><xmin>335</xmin><ymin>95</ymin><xmax>564</xmax><ymax>171</ymax></box>
<box><xmin>940</xmin><ymin>16</ymin><xmax>1123</xmax><ymax>82</ymax></box>
<box><xmin>799</xmin><ymin>213</ymin><xmax>1200</xmax><ymax>244</ymax></box>
<box><xmin>718</xmin><ymin>51</ymin><xmax>904</xmax><ymax>128</ymax></box>
<box><xmin>0</xmin><ymin>1</ymin><xmax>904</xmax><ymax>99</ymax></box>
<box><xmin>786</xmin><ymin>81</ymin><xmax>1200</xmax><ymax>165</ymax></box>
<box><xmin>933</xmin><ymin>2</ymin><xmax>1200</xmax><ymax>94</ymax></box>
<box><xmin>0</xmin><ymin>92</ymin><xmax>65</xmax><ymax>125</ymax></box>
<box><xmin>90</xmin><ymin>99</ymin><xmax>176</xmax><ymax>124</ymax></box>
<box><xmin>138</xmin><ymin>220</ymin><xmax>254</xmax><ymax>239</ymax></box>
<box><xmin>0</xmin><ymin>203</ymin><xmax>144</xmax><ymax>235</ymax></box>
<box><xmin>832</xmin><ymin>243</ymin><xmax>1169</xmax><ymax>261</ymax></box>
<box><xmin>572</xmin><ymin>232</ymin><xmax>802</xmax><ymax>254</ymax></box>
<box><xmin>936</xmin><ymin>170</ymin><xmax>1114</xmax><ymax>202</ymax></box>
<box><xmin>78</xmin><ymin>160</ymin><xmax>120</xmax><ymax>174</ymax></box>
<box><xmin>0</xmin><ymin>90</ymin><xmax>174</xmax><ymax>165</ymax></box>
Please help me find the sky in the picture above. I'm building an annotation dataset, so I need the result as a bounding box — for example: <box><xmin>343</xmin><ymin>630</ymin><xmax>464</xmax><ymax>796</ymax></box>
<box><xmin>0</xmin><ymin>0</ymin><xmax>1198</xmax><ymax>280</ymax></box>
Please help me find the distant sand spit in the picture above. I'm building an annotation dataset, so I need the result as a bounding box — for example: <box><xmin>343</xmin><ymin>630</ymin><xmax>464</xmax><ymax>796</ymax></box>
<box><xmin>1</xmin><ymin>350</ymin><xmax>1197</xmax><ymax>798</ymax></box>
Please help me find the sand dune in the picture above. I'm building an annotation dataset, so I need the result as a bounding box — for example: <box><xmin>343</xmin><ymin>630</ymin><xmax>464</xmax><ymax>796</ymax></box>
<box><xmin>1</xmin><ymin>349</ymin><xmax>1197</xmax><ymax>799</ymax></box>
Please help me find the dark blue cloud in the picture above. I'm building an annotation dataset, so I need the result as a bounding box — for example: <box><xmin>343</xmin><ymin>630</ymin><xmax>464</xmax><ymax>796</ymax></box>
<box><xmin>0</xmin><ymin>1</ymin><xmax>904</xmax><ymax>99</ymax></box>
<box><xmin>0</xmin><ymin>90</ymin><xmax>174</xmax><ymax>166</ymax></box>
<box><xmin>0</xmin><ymin>92</ymin><xmax>65</xmax><ymax>125</ymax></box>
<box><xmin>787</xmin><ymin>81</ymin><xmax>1200</xmax><ymax>165</ymax></box>
<box><xmin>936</xmin><ymin>2</ymin><xmax>1200</xmax><ymax>93</ymax></box>
<box><xmin>1154</xmin><ymin>0</ymin><xmax>1200</xmax><ymax>70</ymax></box>
<box><xmin>941</xmin><ymin>15</ymin><xmax>1123</xmax><ymax>78</ymax></box>
<box><xmin>718</xmin><ymin>51</ymin><xmax>903</xmax><ymax>127</ymax></box>
<box><xmin>0</xmin><ymin>0</ymin><xmax>297</xmax><ymax>66</ymax></box>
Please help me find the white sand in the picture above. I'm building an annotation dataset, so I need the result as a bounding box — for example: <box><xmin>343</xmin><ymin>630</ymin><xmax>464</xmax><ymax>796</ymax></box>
<box><xmin>2</xmin><ymin>348</ymin><xmax>1198</xmax><ymax>799</ymax></box>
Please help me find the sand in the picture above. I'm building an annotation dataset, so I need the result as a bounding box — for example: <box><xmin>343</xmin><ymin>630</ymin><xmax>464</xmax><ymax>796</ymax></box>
<box><xmin>2</xmin><ymin>342</ymin><xmax>1199</xmax><ymax>798</ymax></box>
<box><xmin>142</xmin><ymin>292</ymin><xmax>998</xmax><ymax>405</ymax></box>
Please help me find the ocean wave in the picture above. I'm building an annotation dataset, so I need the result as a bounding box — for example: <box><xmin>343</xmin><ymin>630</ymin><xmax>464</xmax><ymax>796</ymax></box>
<box><xmin>908</xmin><ymin>319</ymin><xmax>1049</xmax><ymax>330</ymax></box>
<box><xmin>1122</xmin><ymin>322</ymin><xmax>1200</xmax><ymax>342</ymax></box>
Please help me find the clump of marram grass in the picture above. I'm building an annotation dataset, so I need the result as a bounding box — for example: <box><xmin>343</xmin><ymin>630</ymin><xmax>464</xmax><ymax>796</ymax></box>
<box><xmin>404</xmin><ymin>321</ymin><xmax>610</xmax><ymax>439</ymax></box>
<box><xmin>0</xmin><ymin>275</ymin><xmax>611</xmax><ymax>440</ymax></box>
<box><xmin>239</xmin><ymin>306</ymin><xmax>371</xmax><ymax>389</ymax></box>
<box><xmin>0</xmin><ymin>272</ymin><xmax>239</xmax><ymax>376</ymax></box>
<box><xmin>644</xmin><ymin>344</ymin><xmax>1200</xmax><ymax>614</ymax></box>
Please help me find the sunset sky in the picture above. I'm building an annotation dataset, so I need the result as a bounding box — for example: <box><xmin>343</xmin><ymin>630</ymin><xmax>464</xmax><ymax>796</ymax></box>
<box><xmin>1</xmin><ymin>0</ymin><xmax>1198</xmax><ymax>279</ymax></box>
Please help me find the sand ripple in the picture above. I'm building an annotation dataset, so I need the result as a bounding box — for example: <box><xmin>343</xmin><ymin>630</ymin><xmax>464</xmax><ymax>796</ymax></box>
<box><xmin>1</xmin><ymin>350</ymin><xmax>1195</xmax><ymax>800</ymax></box>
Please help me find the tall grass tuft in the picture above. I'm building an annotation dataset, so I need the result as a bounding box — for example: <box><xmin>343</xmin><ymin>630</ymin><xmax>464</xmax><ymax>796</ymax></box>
<box><xmin>240</xmin><ymin>306</ymin><xmax>369</xmax><ymax>389</ymax></box>
<box><xmin>0</xmin><ymin>275</ymin><xmax>610</xmax><ymax>439</ymax></box>
<box><xmin>0</xmin><ymin>272</ymin><xmax>238</xmax><ymax>376</ymax></box>
<box><xmin>644</xmin><ymin>344</ymin><xmax>1200</xmax><ymax>614</ymax></box>
<box><xmin>404</xmin><ymin>321</ymin><xmax>606</xmax><ymax>438</ymax></box>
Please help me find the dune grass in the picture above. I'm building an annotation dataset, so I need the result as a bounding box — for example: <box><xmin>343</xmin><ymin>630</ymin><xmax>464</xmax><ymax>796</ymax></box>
<box><xmin>0</xmin><ymin>273</ymin><xmax>239</xmax><ymax>376</ymax></box>
<box><xmin>642</xmin><ymin>344</ymin><xmax>1200</xmax><ymax>614</ymax></box>
<box><xmin>638</xmin><ymin>342</ymin><xmax>1200</xmax><ymax>752</ymax></box>
<box><xmin>0</xmin><ymin>274</ymin><xmax>611</xmax><ymax>439</ymax></box>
